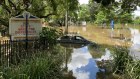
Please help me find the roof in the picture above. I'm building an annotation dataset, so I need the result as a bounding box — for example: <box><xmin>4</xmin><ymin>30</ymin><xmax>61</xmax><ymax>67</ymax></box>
<box><xmin>15</xmin><ymin>15</ymin><xmax>38</xmax><ymax>18</ymax></box>
<box><xmin>14</xmin><ymin>11</ymin><xmax>38</xmax><ymax>19</ymax></box>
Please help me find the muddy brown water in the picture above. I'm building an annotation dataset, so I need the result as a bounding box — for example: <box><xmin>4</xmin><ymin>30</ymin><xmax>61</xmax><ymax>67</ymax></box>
<box><xmin>60</xmin><ymin>28</ymin><xmax>140</xmax><ymax>79</ymax></box>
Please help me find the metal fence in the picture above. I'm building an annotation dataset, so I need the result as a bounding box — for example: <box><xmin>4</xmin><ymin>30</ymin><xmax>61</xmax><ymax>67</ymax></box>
<box><xmin>0</xmin><ymin>39</ymin><xmax>48</xmax><ymax>66</ymax></box>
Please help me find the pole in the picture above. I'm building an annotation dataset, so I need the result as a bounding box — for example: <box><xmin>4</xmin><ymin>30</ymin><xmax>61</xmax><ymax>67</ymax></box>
<box><xmin>25</xmin><ymin>14</ymin><xmax>28</xmax><ymax>50</ymax></box>
<box><xmin>65</xmin><ymin>0</ymin><xmax>68</xmax><ymax>34</ymax></box>
<box><xmin>65</xmin><ymin>11</ymin><xmax>68</xmax><ymax>34</ymax></box>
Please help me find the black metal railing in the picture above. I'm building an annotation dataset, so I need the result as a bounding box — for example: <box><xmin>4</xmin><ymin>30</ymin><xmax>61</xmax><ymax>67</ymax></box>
<box><xmin>0</xmin><ymin>39</ymin><xmax>49</xmax><ymax>66</ymax></box>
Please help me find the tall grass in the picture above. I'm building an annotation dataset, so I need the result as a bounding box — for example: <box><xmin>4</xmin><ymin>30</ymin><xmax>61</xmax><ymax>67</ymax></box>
<box><xmin>112</xmin><ymin>46</ymin><xmax>140</xmax><ymax>79</ymax></box>
<box><xmin>112</xmin><ymin>47</ymin><xmax>133</xmax><ymax>74</ymax></box>
<box><xmin>125</xmin><ymin>60</ymin><xmax>140</xmax><ymax>79</ymax></box>
<box><xmin>0</xmin><ymin>44</ymin><xmax>65</xmax><ymax>79</ymax></box>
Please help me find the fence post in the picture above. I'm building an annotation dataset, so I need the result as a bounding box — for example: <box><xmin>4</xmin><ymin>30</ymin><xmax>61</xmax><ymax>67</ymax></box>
<box><xmin>0</xmin><ymin>40</ymin><xmax>1</xmax><ymax>65</ymax></box>
<box><xmin>10</xmin><ymin>40</ymin><xmax>13</xmax><ymax>65</ymax></box>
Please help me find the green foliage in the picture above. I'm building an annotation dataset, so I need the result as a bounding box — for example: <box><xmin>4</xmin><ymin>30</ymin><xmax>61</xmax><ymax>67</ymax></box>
<box><xmin>117</xmin><ymin>12</ymin><xmax>133</xmax><ymax>23</ymax></box>
<box><xmin>93</xmin><ymin>0</ymin><xmax>139</xmax><ymax>12</ymax></box>
<box><xmin>94</xmin><ymin>11</ymin><xmax>107</xmax><ymax>24</ymax></box>
<box><xmin>43</xmin><ymin>0</ymin><xmax>79</xmax><ymax>26</ymax></box>
<box><xmin>0</xmin><ymin>0</ymin><xmax>57</xmax><ymax>27</ymax></box>
<box><xmin>0</xmin><ymin>45</ymin><xmax>65</xmax><ymax>79</ymax></box>
<box><xmin>88</xmin><ymin>0</ymin><xmax>100</xmax><ymax>22</ymax></box>
<box><xmin>121</xmin><ymin>0</ymin><xmax>139</xmax><ymax>13</ymax></box>
<box><xmin>89</xmin><ymin>0</ymin><xmax>137</xmax><ymax>24</ymax></box>
<box><xmin>112</xmin><ymin>46</ymin><xmax>140</xmax><ymax>79</ymax></box>
<box><xmin>112</xmin><ymin>47</ymin><xmax>133</xmax><ymax>74</ymax></box>
<box><xmin>133</xmin><ymin>17</ymin><xmax>140</xmax><ymax>24</ymax></box>
<box><xmin>125</xmin><ymin>60</ymin><xmax>140</xmax><ymax>79</ymax></box>
<box><xmin>0</xmin><ymin>0</ymin><xmax>79</xmax><ymax>27</ymax></box>
<box><xmin>78</xmin><ymin>4</ymin><xmax>90</xmax><ymax>21</ymax></box>
<box><xmin>94</xmin><ymin>0</ymin><xmax>115</xmax><ymax>6</ymax></box>
<box><xmin>39</xmin><ymin>27</ymin><xmax>62</xmax><ymax>44</ymax></box>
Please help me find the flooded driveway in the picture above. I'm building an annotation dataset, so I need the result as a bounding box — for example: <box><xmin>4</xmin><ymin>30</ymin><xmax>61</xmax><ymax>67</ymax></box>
<box><xmin>61</xmin><ymin>44</ymin><xmax>112</xmax><ymax>79</ymax></box>
<box><xmin>130</xmin><ymin>28</ymin><xmax>140</xmax><ymax>59</ymax></box>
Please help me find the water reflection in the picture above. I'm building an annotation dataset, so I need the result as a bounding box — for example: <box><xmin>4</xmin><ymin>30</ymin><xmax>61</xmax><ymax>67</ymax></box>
<box><xmin>61</xmin><ymin>43</ymin><xmax>113</xmax><ymax>79</ymax></box>
<box><xmin>130</xmin><ymin>28</ymin><xmax>140</xmax><ymax>59</ymax></box>
<box><xmin>68</xmin><ymin>46</ymin><xmax>99</xmax><ymax>79</ymax></box>
<box><xmin>60</xmin><ymin>43</ymin><xmax>88</xmax><ymax>49</ymax></box>
<box><xmin>96</xmin><ymin>48</ymin><xmax>113</xmax><ymax>61</ymax></box>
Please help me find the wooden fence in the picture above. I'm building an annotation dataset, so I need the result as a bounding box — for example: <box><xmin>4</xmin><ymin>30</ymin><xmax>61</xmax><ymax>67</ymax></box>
<box><xmin>0</xmin><ymin>39</ymin><xmax>48</xmax><ymax>66</ymax></box>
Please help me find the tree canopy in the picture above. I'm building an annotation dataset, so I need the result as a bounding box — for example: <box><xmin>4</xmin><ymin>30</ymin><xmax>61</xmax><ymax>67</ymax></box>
<box><xmin>0</xmin><ymin>0</ymin><xmax>140</xmax><ymax>27</ymax></box>
<box><xmin>0</xmin><ymin>0</ymin><xmax>78</xmax><ymax>27</ymax></box>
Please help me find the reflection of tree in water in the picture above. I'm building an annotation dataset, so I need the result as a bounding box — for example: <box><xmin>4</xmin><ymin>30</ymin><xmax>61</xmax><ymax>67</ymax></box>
<box><xmin>88</xmin><ymin>44</ymin><xmax>114</xmax><ymax>59</ymax></box>
<box><xmin>63</xmin><ymin>48</ymin><xmax>76</xmax><ymax>79</ymax></box>
<box><xmin>88</xmin><ymin>44</ymin><xmax>104</xmax><ymax>58</ymax></box>
<box><xmin>60</xmin><ymin>43</ymin><xmax>87</xmax><ymax>79</ymax></box>
<box><xmin>60</xmin><ymin>43</ymin><xmax>87</xmax><ymax>72</ymax></box>
<box><xmin>63</xmin><ymin>47</ymin><xmax>73</xmax><ymax>71</ymax></box>
<box><xmin>59</xmin><ymin>44</ymin><xmax>73</xmax><ymax>77</ymax></box>
<box><xmin>60</xmin><ymin>43</ymin><xmax>88</xmax><ymax>49</ymax></box>
<box><xmin>63</xmin><ymin>70</ymin><xmax>76</xmax><ymax>79</ymax></box>
<box><xmin>92</xmin><ymin>44</ymin><xmax>118</xmax><ymax>79</ymax></box>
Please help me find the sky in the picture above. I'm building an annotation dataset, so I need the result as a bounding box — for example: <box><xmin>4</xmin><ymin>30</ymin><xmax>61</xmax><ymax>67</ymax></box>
<box><xmin>79</xmin><ymin>0</ymin><xmax>89</xmax><ymax>4</ymax></box>
<box><xmin>134</xmin><ymin>7</ymin><xmax>140</xmax><ymax>16</ymax></box>
<box><xmin>78</xmin><ymin>0</ymin><xmax>140</xmax><ymax>17</ymax></box>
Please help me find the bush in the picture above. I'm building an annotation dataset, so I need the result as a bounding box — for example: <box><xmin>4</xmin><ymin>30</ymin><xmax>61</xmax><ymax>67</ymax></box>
<box><xmin>112</xmin><ymin>47</ymin><xmax>133</xmax><ymax>74</ymax></box>
<box><xmin>39</xmin><ymin>27</ymin><xmax>63</xmax><ymax>44</ymax></box>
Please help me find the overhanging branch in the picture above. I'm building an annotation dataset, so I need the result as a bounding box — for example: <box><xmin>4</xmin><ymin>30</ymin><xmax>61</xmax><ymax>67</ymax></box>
<box><xmin>39</xmin><ymin>13</ymin><xmax>57</xmax><ymax>18</ymax></box>
<box><xmin>8</xmin><ymin>0</ymin><xmax>17</xmax><ymax>10</ymax></box>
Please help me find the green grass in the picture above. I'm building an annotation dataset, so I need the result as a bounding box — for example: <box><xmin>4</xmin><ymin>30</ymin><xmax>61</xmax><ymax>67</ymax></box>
<box><xmin>111</xmin><ymin>46</ymin><xmax>140</xmax><ymax>79</ymax></box>
<box><xmin>112</xmin><ymin>47</ymin><xmax>133</xmax><ymax>74</ymax></box>
<box><xmin>0</xmin><ymin>44</ymin><xmax>65</xmax><ymax>79</ymax></box>
<box><xmin>125</xmin><ymin>59</ymin><xmax>140</xmax><ymax>79</ymax></box>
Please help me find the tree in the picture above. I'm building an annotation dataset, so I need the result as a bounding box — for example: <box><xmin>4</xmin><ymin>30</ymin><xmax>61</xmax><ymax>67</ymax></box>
<box><xmin>0</xmin><ymin>0</ymin><xmax>59</xmax><ymax>27</ymax></box>
<box><xmin>94</xmin><ymin>0</ymin><xmax>115</xmax><ymax>6</ymax></box>
<box><xmin>0</xmin><ymin>0</ymin><xmax>79</xmax><ymax>27</ymax></box>
<box><xmin>88</xmin><ymin>0</ymin><xmax>100</xmax><ymax>22</ymax></box>
<box><xmin>91</xmin><ymin>0</ymin><xmax>137</xmax><ymax>24</ymax></box>
<box><xmin>78</xmin><ymin>4</ymin><xmax>90</xmax><ymax>21</ymax></box>
<box><xmin>49</xmin><ymin>0</ymin><xmax>79</xmax><ymax>26</ymax></box>
<box><xmin>94</xmin><ymin>11</ymin><xmax>107</xmax><ymax>24</ymax></box>
<box><xmin>121</xmin><ymin>0</ymin><xmax>140</xmax><ymax>13</ymax></box>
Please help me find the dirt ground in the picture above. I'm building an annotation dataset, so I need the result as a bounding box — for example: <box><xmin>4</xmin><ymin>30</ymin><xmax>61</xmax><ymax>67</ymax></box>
<box><xmin>64</xmin><ymin>24</ymin><xmax>132</xmax><ymax>47</ymax></box>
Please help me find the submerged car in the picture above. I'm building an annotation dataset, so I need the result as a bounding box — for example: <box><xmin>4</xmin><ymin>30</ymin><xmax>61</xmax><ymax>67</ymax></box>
<box><xmin>57</xmin><ymin>35</ymin><xmax>91</xmax><ymax>44</ymax></box>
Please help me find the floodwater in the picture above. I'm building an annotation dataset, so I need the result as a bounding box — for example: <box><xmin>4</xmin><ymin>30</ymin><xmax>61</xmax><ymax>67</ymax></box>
<box><xmin>130</xmin><ymin>28</ymin><xmax>140</xmax><ymax>59</ymax></box>
<box><xmin>61</xmin><ymin>44</ymin><xmax>112</xmax><ymax>79</ymax></box>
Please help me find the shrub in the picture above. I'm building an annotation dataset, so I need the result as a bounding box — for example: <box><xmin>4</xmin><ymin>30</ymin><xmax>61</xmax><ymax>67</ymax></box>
<box><xmin>112</xmin><ymin>47</ymin><xmax>133</xmax><ymax>74</ymax></box>
<box><xmin>39</xmin><ymin>27</ymin><xmax>63</xmax><ymax>44</ymax></box>
<box><xmin>112</xmin><ymin>46</ymin><xmax>140</xmax><ymax>79</ymax></box>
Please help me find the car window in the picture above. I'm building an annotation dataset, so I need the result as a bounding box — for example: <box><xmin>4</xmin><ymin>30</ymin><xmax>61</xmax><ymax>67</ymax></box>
<box><xmin>76</xmin><ymin>36</ymin><xmax>82</xmax><ymax>40</ymax></box>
